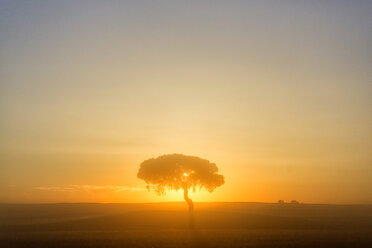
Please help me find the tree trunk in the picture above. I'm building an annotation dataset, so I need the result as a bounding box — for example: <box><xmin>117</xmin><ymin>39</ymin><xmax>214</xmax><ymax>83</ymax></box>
<box><xmin>183</xmin><ymin>187</ymin><xmax>194</xmax><ymax>229</ymax></box>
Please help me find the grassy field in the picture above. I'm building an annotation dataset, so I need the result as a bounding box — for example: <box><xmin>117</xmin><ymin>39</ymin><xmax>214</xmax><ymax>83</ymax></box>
<box><xmin>1</xmin><ymin>202</ymin><xmax>372</xmax><ymax>247</ymax></box>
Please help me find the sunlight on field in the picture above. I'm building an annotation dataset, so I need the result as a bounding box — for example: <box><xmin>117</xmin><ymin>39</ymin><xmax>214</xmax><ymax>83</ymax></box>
<box><xmin>153</xmin><ymin>189</ymin><xmax>217</xmax><ymax>203</ymax></box>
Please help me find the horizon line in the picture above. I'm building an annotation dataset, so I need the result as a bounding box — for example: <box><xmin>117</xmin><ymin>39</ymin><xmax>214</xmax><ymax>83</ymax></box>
<box><xmin>1</xmin><ymin>201</ymin><xmax>371</xmax><ymax>206</ymax></box>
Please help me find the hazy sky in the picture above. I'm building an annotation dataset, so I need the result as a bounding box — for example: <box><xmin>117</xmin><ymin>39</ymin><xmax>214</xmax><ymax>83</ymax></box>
<box><xmin>1</xmin><ymin>0</ymin><xmax>371</xmax><ymax>204</ymax></box>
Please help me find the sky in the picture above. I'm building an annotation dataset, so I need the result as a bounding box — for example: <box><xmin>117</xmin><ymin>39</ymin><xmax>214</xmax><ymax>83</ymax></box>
<box><xmin>0</xmin><ymin>0</ymin><xmax>371</xmax><ymax>204</ymax></box>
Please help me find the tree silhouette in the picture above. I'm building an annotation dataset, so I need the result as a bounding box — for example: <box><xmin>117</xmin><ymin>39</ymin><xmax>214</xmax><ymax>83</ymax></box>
<box><xmin>137</xmin><ymin>154</ymin><xmax>225</xmax><ymax>229</ymax></box>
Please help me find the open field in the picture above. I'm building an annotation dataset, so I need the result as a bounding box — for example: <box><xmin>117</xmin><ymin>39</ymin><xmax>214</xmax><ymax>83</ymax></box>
<box><xmin>1</xmin><ymin>202</ymin><xmax>372</xmax><ymax>247</ymax></box>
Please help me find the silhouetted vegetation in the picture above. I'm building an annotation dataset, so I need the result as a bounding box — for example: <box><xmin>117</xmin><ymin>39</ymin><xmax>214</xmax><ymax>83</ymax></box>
<box><xmin>137</xmin><ymin>154</ymin><xmax>224</xmax><ymax>229</ymax></box>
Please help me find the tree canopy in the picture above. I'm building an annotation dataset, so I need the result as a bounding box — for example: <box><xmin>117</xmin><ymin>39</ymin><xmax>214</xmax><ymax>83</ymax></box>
<box><xmin>137</xmin><ymin>154</ymin><xmax>225</xmax><ymax>194</ymax></box>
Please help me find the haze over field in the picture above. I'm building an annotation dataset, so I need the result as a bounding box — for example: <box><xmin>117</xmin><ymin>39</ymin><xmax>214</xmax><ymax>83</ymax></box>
<box><xmin>1</xmin><ymin>202</ymin><xmax>372</xmax><ymax>248</ymax></box>
<box><xmin>1</xmin><ymin>0</ymin><xmax>372</xmax><ymax>205</ymax></box>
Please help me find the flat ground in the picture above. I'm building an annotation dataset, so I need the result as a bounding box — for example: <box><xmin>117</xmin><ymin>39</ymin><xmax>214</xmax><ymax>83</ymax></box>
<box><xmin>1</xmin><ymin>202</ymin><xmax>372</xmax><ymax>247</ymax></box>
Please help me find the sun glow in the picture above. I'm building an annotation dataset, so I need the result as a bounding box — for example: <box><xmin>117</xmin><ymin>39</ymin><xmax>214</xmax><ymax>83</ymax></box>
<box><xmin>0</xmin><ymin>0</ymin><xmax>371</xmax><ymax>205</ymax></box>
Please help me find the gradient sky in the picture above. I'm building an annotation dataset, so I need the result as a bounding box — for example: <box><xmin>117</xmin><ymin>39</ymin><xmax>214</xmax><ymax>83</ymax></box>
<box><xmin>1</xmin><ymin>0</ymin><xmax>371</xmax><ymax>204</ymax></box>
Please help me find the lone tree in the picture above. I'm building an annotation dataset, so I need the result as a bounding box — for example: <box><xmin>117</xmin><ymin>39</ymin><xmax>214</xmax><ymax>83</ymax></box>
<box><xmin>137</xmin><ymin>154</ymin><xmax>225</xmax><ymax>229</ymax></box>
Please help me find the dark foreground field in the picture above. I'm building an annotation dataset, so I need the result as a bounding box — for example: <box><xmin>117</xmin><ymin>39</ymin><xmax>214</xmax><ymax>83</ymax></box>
<box><xmin>1</xmin><ymin>202</ymin><xmax>372</xmax><ymax>247</ymax></box>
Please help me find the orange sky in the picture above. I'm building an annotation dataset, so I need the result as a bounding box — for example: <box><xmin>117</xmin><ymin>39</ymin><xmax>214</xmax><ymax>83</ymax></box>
<box><xmin>1</xmin><ymin>1</ymin><xmax>371</xmax><ymax>204</ymax></box>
